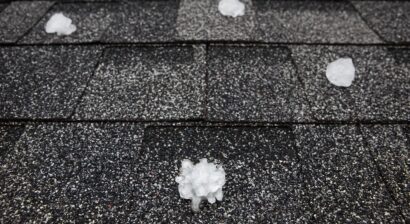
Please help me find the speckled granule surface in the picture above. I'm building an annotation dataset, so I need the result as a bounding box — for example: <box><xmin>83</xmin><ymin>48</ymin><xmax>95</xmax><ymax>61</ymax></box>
<box><xmin>74</xmin><ymin>45</ymin><xmax>206</xmax><ymax>120</ymax></box>
<box><xmin>20</xmin><ymin>3</ymin><xmax>115</xmax><ymax>44</ymax></box>
<box><xmin>0</xmin><ymin>125</ymin><xmax>25</xmax><ymax>156</ymax></box>
<box><xmin>290</xmin><ymin>45</ymin><xmax>409</xmax><ymax>122</ymax></box>
<box><xmin>0</xmin><ymin>1</ymin><xmax>54</xmax><ymax>43</ymax></box>
<box><xmin>0</xmin><ymin>46</ymin><xmax>102</xmax><ymax>119</ymax></box>
<box><xmin>351</xmin><ymin>1</ymin><xmax>410</xmax><ymax>43</ymax></box>
<box><xmin>207</xmin><ymin>45</ymin><xmax>302</xmax><ymax>122</ymax></box>
<box><xmin>0</xmin><ymin>0</ymin><xmax>409</xmax><ymax>223</ymax></box>
<box><xmin>294</xmin><ymin>125</ymin><xmax>405</xmax><ymax>223</ymax></box>
<box><xmin>254</xmin><ymin>0</ymin><xmax>381</xmax><ymax>43</ymax></box>
<box><xmin>101</xmin><ymin>1</ymin><xmax>178</xmax><ymax>43</ymax></box>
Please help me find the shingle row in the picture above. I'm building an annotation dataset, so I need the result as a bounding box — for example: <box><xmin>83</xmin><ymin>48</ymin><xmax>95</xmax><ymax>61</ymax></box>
<box><xmin>0</xmin><ymin>1</ymin><xmax>408</xmax><ymax>44</ymax></box>
<box><xmin>0</xmin><ymin>123</ymin><xmax>408</xmax><ymax>222</ymax></box>
<box><xmin>1</xmin><ymin>44</ymin><xmax>408</xmax><ymax>122</ymax></box>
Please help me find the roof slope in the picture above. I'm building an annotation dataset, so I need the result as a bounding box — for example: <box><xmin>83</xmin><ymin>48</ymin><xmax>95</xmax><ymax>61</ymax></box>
<box><xmin>0</xmin><ymin>0</ymin><xmax>409</xmax><ymax>223</ymax></box>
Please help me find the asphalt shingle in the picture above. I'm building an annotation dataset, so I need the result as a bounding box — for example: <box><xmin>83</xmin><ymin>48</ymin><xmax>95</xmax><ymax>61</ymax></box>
<box><xmin>294</xmin><ymin>125</ymin><xmax>404</xmax><ymax>223</ymax></box>
<box><xmin>0</xmin><ymin>123</ymin><xmax>144</xmax><ymax>223</ymax></box>
<box><xmin>20</xmin><ymin>3</ymin><xmax>114</xmax><ymax>44</ymax></box>
<box><xmin>207</xmin><ymin>45</ymin><xmax>303</xmax><ymax>122</ymax></box>
<box><xmin>0</xmin><ymin>3</ymin><xmax>8</xmax><ymax>13</ymax></box>
<box><xmin>74</xmin><ymin>45</ymin><xmax>205</xmax><ymax>120</ymax></box>
<box><xmin>138</xmin><ymin>126</ymin><xmax>305</xmax><ymax>223</ymax></box>
<box><xmin>209</xmin><ymin>0</ymin><xmax>256</xmax><ymax>40</ymax></box>
<box><xmin>0</xmin><ymin>1</ymin><xmax>54</xmax><ymax>43</ymax></box>
<box><xmin>0</xmin><ymin>46</ymin><xmax>102</xmax><ymax>119</ymax></box>
<box><xmin>360</xmin><ymin>125</ymin><xmax>410</xmax><ymax>219</ymax></box>
<box><xmin>351</xmin><ymin>1</ymin><xmax>410</xmax><ymax>43</ymax></box>
<box><xmin>176</xmin><ymin>0</ymin><xmax>210</xmax><ymax>40</ymax></box>
<box><xmin>254</xmin><ymin>0</ymin><xmax>381</xmax><ymax>43</ymax></box>
<box><xmin>0</xmin><ymin>125</ymin><xmax>24</xmax><ymax>156</ymax></box>
<box><xmin>290</xmin><ymin>46</ymin><xmax>410</xmax><ymax>122</ymax></box>
<box><xmin>176</xmin><ymin>0</ymin><xmax>256</xmax><ymax>40</ymax></box>
<box><xmin>102</xmin><ymin>1</ymin><xmax>178</xmax><ymax>43</ymax></box>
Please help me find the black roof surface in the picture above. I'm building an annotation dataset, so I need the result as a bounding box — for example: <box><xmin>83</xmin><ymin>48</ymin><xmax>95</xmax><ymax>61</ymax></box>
<box><xmin>0</xmin><ymin>0</ymin><xmax>409</xmax><ymax>223</ymax></box>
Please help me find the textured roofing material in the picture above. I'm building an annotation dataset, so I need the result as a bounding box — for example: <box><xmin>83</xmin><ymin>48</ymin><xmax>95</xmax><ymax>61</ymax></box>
<box><xmin>0</xmin><ymin>0</ymin><xmax>408</xmax><ymax>222</ymax></box>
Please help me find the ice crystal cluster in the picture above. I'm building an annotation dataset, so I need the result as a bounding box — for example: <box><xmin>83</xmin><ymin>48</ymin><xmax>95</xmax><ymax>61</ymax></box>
<box><xmin>175</xmin><ymin>159</ymin><xmax>226</xmax><ymax>211</ymax></box>
<box><xmin>45</xmin><ymin>13</ymin><xmax>76</xmax><ymax>35</ymax></box>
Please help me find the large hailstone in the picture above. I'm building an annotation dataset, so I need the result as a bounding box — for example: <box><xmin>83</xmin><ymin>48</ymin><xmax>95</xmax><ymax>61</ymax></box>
<box><xmin>218</xmin><ymin>0</ymin><xmax>245</xmax><ymax>18</ymax></box>
<box><xmin>175</xmin><ymin>159</ymin><xmax>226</xmax><ymax>211</ymax></box>
<box><xmin>326</xmin><ymin>58</ymin><xmax>356</xmax><ymax>87</ymax></box>
<box><xmin>45</xmin><ymin>13</ymin><xmax>76</xmax><ymax>35</ymax></box>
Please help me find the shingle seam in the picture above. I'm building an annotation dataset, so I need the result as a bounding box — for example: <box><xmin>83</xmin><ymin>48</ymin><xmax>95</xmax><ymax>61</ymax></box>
<box><xmin>287</xmin><ymin>47</ymin><xmax>316</xmax><ymax>122</ymax></box>
<box><xmin>15</xmin><ymin>1</ymin><xmax>56</xmax><ymax>44</ymax></box>
<box><xmin>68</xmin><ymin>46</ymin><xmax>106</xmax><ymax>119</ymax></box>
<box><xmin>290</xmin><ymin>125</ymin><xmax>312</xmax><ymax>223</ymax></box>
<box><xmin>355</xmin><ymin>124</ymin><xmax>407</xmax><ymax>221</ymax></box>
<box><xmin>348</xmin><ymin>0</ymin><xmax>388</xmax><ymax>44</ymax></box>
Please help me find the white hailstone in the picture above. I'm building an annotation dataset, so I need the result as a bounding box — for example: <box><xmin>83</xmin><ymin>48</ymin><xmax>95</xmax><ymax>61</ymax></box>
<box><xmin>45</xmin><ymin>13</ymin><xmax>76</xmax><ymax>35</ymax></box>
<box><xmin>175</xmin><ymin>158</ymin><xmax>226</xmax><ymax>211</ymax></box>
<box><xmin>218</xmin><ymin>0</ymin><xmax>245</xmax><ymax>18</ymax></box>
<box><xmin>326</xmin><ymin>58</ymin><xmax>356</xmax><ymax>87</ymax></box>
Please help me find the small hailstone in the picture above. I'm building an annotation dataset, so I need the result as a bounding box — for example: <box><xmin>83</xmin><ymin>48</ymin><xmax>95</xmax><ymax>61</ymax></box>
<box><xmin>175</xmin><ymin>158</ymin><xmax>226</xmax><ymax>211</ymax></box>
<box><xmin>45</xmin><ymin>13</ymin><xmax>76</xmax><ymax>35</ymax></box>
<box><xmin>326</xmin><ymin>58</ymin><xmax>356</xmax><ymax>87</ymax></box>
<box><xmin>218</xmin><ymin>0</ymin><xmax>245</xmax><ymax>18</ymax></box>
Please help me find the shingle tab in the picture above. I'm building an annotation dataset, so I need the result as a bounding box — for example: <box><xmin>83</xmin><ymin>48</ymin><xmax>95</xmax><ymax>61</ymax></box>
<box><xmin>0</xmin><ymin>123</ymin><xmax>144</xmax><ymax>223</ymax></box>
<box><xmin>254</xmin><ymin>0</ymin><xmax>381</xmax><ymax>43</ymax></box>
<box><xmin>207</xmin><ymin>45</ymin><xmax>304</xmax><ymax>122</ymax></box>
<box><xmin>176</xmin><ymin>0</ymin><xmax>257</xmax><ymax>40</ymax></box>
<box><xmin>20</xmin><ymin>3</ymin><xmax>114</xmax><ymax>44</ymax></box>
<box><xmin>294</xmin><ymin>125</ymin><xmax>404</xmax><ymax>223</ymax></box>
<box><xmin>138</xmin><ymin>126</ymin><xmax>305</xmax><ymax>222</ymax></box>
<box><xmin>209</xmin><ymin>0</ymin><xmax>256</xmax><ymax>40</ymax></box>
<box><xmin>102</xmin><ymin>1</ymin><xmax>178</xmax><ymax>43</ymax></box>
<box><xmin>176</xmin><ymin>0</ymin><xmax>210</xmax><ymax>40</ymax></box>
<box><xmin>360</xmin><ymin>125</ymin><xmax>410</xmax><ymax>219</ymax></box>
<box><xmin>0</xmin><ymin>1</ymin><xmax>54</xmax><ymax>43</ymax></box>
<box><xmin>74</xmin><ymin>45</ymin><xmax>205</xmax><ymax>120</ymax></box>
<box><xmin>290</xmin><ymin>46</ymin><xmax>410</xmax><ymax>122</ymax></box>
<box><xmin>351</xmin><ymin>1</ymin><xmax>410</xmax><ymax>43</ymax></box>
<box><xmin>0</xmin><ymin>46</ymin><xmax>102</xmax><ymax>119</ymax></box>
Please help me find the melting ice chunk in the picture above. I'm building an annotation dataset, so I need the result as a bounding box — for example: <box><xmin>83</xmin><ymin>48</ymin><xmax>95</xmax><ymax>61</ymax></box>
<box><xmin>326</xmin><ymin>58</ymin><xmax>355</xmax><ymax>87</ymax></box>
<box><xmin>45</xmin><ymin>13</ymin><xmax>76</xmax><ymax>35</ymax></box>
<box><xmin>218</xmin><ymin>0</ymin><xmax>245</xmax><ymax>18</ymax></box>
<box><xmin>175</xmin><ymin>158</ymin><xmax>226</xmax><ymax>211</ymax></box>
